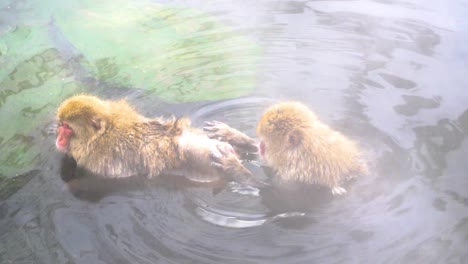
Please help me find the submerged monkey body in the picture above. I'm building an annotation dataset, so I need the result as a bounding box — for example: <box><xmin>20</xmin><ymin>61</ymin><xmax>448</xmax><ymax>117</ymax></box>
<box><xmin>205</xmin><ymin>102</ymin><xmax>368</xmax><ymax>194</ymax></box>
<box><xmin>56</xmin><ymin>95</ymin><xmax>242</xmax><ymax>182</ymax></box>
<box><xmin>259</xmin><ymin>103</ymin><xmax>366</xmax><ymax>187</ymax></box>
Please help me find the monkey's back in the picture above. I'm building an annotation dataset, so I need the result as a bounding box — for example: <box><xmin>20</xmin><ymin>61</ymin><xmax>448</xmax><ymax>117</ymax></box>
<box><xmin>277</xmin><ymin>121</ymin><xmax>367</xmax><ymax>187</ymax></box>
<box><xmin>82</xmin><ymin>117</ymin><xmax>190</xmax><ymax>178</ymax></box>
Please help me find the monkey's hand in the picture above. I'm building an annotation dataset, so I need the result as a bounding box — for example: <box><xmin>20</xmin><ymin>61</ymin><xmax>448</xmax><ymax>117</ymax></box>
<box><xmin>204</xmin><ymin>121</ymin><xmax>258</xmax><ymax>154</ymax></box>
<box><xmin>210</xmin><ymin>143</ymin><xmax>263</xmax><ymax>187</ymax></box>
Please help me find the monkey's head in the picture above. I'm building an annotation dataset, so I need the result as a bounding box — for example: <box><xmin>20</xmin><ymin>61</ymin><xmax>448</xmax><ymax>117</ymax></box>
<box><xmin>256</xmin><ymin>102</ymin><xmax>317</xmax><ymax>158</ymax></box>
<box><xmin>55</xmin><ymin>95</ymin><xmax>112</xmax><ymax>154</ymax></box>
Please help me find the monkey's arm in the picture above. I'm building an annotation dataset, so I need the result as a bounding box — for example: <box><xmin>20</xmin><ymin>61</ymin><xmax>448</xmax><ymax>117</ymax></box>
<box><xmin>203</xmin><ymin>121</ymin><xmax>258</xmax><ymax>155</ymax></box>
<box><xmin>210</xmin><ymin>144</ymin><xmax>267</xmax><ymax>188</ymax></box>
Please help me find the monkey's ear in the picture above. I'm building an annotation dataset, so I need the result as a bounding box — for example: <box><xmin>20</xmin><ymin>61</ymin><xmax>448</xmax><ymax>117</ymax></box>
<box><xmin>91</xmin><ymin>118</ymin><xmax>101</xmax><ymax>130</ymax></box>
<box><xmin>288</xmin><ymin>130</ymin><xmax>302</xmax><ymax>147</ymax></box>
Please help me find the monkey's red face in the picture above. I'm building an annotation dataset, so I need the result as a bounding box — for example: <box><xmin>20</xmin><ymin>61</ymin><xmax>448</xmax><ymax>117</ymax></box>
<box><xmin>56</xmin><ymin>121</ymin><xmax>73</xmax><ymax>152</ymax></box>
<box><xmin>259</xmin><ymin>141</ymin><xmax>266</xmax><ymax>157</ymax></box>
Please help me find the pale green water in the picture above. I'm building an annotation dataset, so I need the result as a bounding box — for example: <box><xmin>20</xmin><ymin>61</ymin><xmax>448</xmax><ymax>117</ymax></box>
<box><xmin>0</xmin><ymin>0</ymin><xmax>260</xmax><ymax>178</ymax></box>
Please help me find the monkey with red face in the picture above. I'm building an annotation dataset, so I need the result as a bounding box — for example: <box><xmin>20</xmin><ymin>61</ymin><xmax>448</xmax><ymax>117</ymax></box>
<box><xmin>204</xmin><ymin>102</ymin><xmax>368</xmax><ymax>195</ymax></box>
<box><xmin>55</xmin><ymin>95</ymin><xmax>252</xmax><ymax>195</ymax></box>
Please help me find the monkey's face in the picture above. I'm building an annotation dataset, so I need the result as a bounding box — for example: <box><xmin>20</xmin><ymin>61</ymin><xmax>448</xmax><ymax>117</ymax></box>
<box><xmin>56</xmin><ymin>121</ymin><xmax>73</xmax><ymax>152</ymax></box>
<box><xmin>259</xmin><ymin>141</ymin><xmax>266</xmax><ymax>157</ymax></box>
<box><xmin>55</xmin><ymin>118</ymin><xmax>101</xmax><ymax>156</ymax></box>
<box><xmin>257</xmin><ymin>113</ymin><xmax>287</xmax><ymax>163</ymax></box>
<box><xmin>56</xmin><ymin>95</ymin><xmax>107</xmax><ymax>156</ymax></box>
<box><xmin>257</xmin><ymin>136</ymin><xmax>286</xmax><ymax>164</ymax></box>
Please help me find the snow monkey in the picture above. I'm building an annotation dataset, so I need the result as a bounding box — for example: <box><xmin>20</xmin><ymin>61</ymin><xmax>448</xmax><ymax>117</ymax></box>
<box><xmin>55</xmin><ymin>95</ymin><xmax>252</xmax><ymax>187</ymax></box>
<box><xmin>204</xmin><ymin>102</ymin><xmax>368</xmax><ymax>195</ymax></box>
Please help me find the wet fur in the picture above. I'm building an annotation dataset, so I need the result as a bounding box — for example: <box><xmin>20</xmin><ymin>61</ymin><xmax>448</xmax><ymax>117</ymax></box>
<box><xmin>56</xmin><ymin>95</ymin><xmax>231</xmax><ymax>181</ymax></box>
<box><xmin>204</xmin><ymin>102</ymin><xmax>368</xmax><ymax>191</ymax></box>
<box><xmin>257</xmin><ymin>102</ymin><xmax>368</xmax><ymax>188</ymax></box>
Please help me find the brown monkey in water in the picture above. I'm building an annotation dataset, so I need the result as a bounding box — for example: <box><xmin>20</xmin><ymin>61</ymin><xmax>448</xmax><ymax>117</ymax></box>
<box><xmin>55</xmin><ymin>95</ymin><xmax>252</xmax><ymax>188</ymax></box>
<box><xmin>204</xmin><ymin>101</ymin><xmax>368</xmax><ymax>195</ymax></box>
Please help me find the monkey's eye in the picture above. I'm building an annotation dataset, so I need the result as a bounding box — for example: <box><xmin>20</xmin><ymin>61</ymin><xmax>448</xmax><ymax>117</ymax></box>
<box><xmin>58</xmin><ymin>121</ymin><xmax>71</xmax><ymax>130</ymax></box>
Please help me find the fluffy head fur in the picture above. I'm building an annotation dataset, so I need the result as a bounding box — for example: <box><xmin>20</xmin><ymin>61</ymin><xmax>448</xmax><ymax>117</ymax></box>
<box><xmin>57</xmin><ymin>94</ymin><xmax>144</xmax><ymax>127</ymax></box>
<box><xmin>257</xmin><ymin>101</ymin><xmax>367</xmax><ymax>187</ymax></box>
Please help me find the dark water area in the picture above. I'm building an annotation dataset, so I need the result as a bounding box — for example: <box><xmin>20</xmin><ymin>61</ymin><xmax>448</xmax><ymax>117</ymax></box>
<box><xmin>1</xmin><ymin>0</ymin><xmax>468</xmax><ymax>263</ymax></box>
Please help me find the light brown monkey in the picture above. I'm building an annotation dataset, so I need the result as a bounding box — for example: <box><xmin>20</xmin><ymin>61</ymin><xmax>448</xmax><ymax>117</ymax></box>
<box><xmin>204</xmin><ymin>101</ymin><xmax>368</xmax><ymax>195</ymax></box>
<box><xmin>55</xmin><ymin>95</ymin><xmax>251</xmax><ymax>186</ymax></box>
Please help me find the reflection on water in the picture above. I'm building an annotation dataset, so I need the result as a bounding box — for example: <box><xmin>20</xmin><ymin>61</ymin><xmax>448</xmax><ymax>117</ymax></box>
<box><xmin>1</xmin><ymin>0</ymin><xmax>468</xmax><ymax>263</ymax></box>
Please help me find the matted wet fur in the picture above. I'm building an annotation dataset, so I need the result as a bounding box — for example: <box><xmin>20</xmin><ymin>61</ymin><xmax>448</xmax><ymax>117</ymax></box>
<box><xmin>204</xmin><ymin>101</ymin><xmax>368</xmax><ymax>195</ymax></box>
<box><xmin>55</xmin><ymin>94</ymin><xmax>248</xmax><ymax>184</ymax></box>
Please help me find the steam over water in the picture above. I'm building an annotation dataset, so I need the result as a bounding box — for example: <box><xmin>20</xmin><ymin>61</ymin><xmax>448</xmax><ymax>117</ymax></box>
<box><xmin>1</xmin><ymin>0</ymin><xmax>468</xmax><ymax>263</ymax></box>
